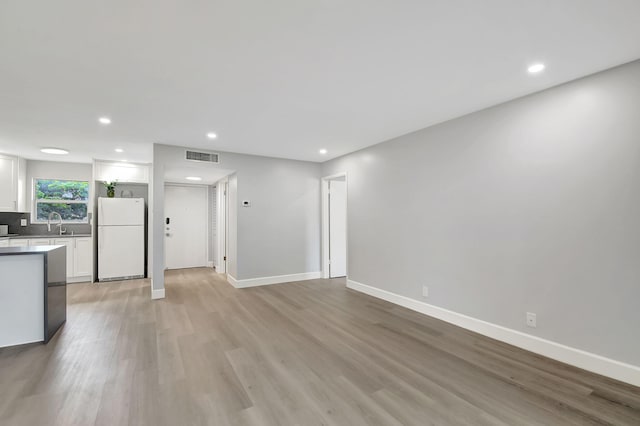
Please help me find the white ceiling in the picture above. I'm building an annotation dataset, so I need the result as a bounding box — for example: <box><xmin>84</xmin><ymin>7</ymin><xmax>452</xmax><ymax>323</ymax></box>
<box><xmin>164</xmin><ymin>165</ymin><xmax>234</xmax><ymax>186</ymax></box>
<box><xmin>1</xmin><ymin>1</ymin><xmax>640</xmax><ymax>164</ymax></box>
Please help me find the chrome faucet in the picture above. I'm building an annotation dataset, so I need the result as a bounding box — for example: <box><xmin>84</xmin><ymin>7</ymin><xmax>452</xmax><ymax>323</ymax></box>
<box><xmin>47</xmin><ymin>212</ymin><xmax>66</xmax><ymax>235</ymax></box>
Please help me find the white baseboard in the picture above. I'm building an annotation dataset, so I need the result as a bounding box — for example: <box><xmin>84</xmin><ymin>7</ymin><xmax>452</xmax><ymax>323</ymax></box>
<box><xmin>227</xmin><ymin>274</ymin><xmax>239</xmax><ymax>287</ymax></box>
<box><xmin>207</xmin><ymin>261</ymin><xmax>214</xmax><ymax>268</ymax></box>
<box><xmin>151</xmin><ymin>287</ymin><xmax>165</xmax><ymax>300</ymax></box>
<box><xmin>67</xmin><ymin>276</ymin><xmax>91</xmax><ymax>284</ymax></box>
<box><xmin>0</xmin><ymin>338</ymin><xmax>43</xmax><ymax>349</ymax></box>
<box><xmin>347</xmin><ymin>279</ymin><xmax>640</xmax><ymax>387</ymax></box>
<box><xmin>227</xmin><ymin>272</ymin><xmax>322</xmax><ymax>289</ymax></box>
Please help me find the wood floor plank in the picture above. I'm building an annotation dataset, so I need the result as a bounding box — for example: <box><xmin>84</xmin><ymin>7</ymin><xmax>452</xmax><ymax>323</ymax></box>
<box><xmin>0</xmin><ymin>267</ymin><xmax>638</xmax><ymax>425</ymax></box>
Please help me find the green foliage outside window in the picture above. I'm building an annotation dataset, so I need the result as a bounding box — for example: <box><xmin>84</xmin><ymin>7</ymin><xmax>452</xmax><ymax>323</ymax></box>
<box><xmin>34</xmin><ymin>179</ymin><xmax>89</xmax><ymax>222</ymax></box>
<box><xmin>36</xmin><ymin>203</ymin><xmax>88</xmax><ymax>221</ymax></box>
<box><xmin>36</xmin><ymin>179</ymin><xmax>89</xmax><ymax>200</ymax></box>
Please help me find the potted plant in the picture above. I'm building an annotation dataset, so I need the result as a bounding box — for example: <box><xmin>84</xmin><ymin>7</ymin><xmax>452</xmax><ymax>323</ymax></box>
<box><xmin>103</xmin><ymin>181</ymin><xmax>117</xmax><ymax>198</ymax></box>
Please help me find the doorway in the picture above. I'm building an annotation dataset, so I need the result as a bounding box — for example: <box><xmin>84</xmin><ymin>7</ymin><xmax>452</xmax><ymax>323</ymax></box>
<box><xmin>165</xmin><ymin>184</ymin><xmax>209</xmax><ymax>269</ymax></box>
<box><xmin>322</xmin><ymin>173</ymin><xmax>347</xmax><ymax>278</ymax></box>
<box><xmin>215</xmin><ymin>178</ymin><xmax>228</xmax><ymax>274</ymax></box>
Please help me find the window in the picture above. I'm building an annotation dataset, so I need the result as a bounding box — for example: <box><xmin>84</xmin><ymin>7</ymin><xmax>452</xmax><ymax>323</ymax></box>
<box><xmin>33</xmin><ymin>179</ymin><xmax>90</xmax><ymax>223</ymax></box>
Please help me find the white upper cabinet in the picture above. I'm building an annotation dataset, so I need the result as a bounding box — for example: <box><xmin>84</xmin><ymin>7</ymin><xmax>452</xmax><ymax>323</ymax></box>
<box><xmin>0</xmin><ymin>154</ymin><xmax>26</xmax><ymax>212</ymax></box>
<box><xmin>0</xmin><ymin>155</ymin><xmax>16</xmax><ymax>211</ymax></box>
<box><xmin>94</xmin><ymin>160</ymin><xmax>149</xmax><ymax>184</ymax></box>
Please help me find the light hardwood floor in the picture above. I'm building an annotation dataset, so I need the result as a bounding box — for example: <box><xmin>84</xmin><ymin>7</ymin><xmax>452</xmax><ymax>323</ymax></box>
<box><xmin>0</xmin><ymin>268</ymin><xmax>638</xmax><ymax>425</ymax></box>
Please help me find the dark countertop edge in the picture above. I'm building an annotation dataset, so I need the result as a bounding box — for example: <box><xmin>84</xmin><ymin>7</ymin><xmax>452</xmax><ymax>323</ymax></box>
<box><xmin>0</xmin><ymin>245</ymin><xmax>66</xmax><ymax>255</ymax></box>
<box><xmin>0</xmin><ymin>234</ymin><xmax>92</xmax><ymax>240</ymax></box>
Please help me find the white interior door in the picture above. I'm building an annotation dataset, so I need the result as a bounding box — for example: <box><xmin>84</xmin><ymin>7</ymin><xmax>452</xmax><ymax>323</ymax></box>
<box><xmin>329</xmin><ymin>179</ymin><xmax>347</xmax><ymax>278</ymax></box>
<box><xmin>165</xmin><ymin>185</ymin><xmax>208</xmax><ymax>270</ymax></box>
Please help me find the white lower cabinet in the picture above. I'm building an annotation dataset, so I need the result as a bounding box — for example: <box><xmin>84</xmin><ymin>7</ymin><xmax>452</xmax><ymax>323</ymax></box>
<box><xmin>29</xmin><ymin>239</ymin><xmax>51</xmax><ymax>246</ymax></box>
<box><xmin>9</xmin><ymin>239</ymin><xmax>28</xmax><ymax>247</ymax></box>
<box><xmin>53</xmin><ymin>239</ymin><xmax>75</xmax><ymax>280</ymax></box>
<box><xmin>12</xmin><ymin>237</ymin><xmax>92</xmax><ymax>282</ymax></box>
<box><xmin>72</xmin><ymin>238</ymin><xmax>92</xmax><ymax>277</ymax></box>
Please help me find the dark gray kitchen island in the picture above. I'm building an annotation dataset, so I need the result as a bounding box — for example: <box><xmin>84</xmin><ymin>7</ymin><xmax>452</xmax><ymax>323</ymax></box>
<box><xmin>0</xmin><ymin>245</ymin><xmax>66</xmax><ymax>348</ymax></box>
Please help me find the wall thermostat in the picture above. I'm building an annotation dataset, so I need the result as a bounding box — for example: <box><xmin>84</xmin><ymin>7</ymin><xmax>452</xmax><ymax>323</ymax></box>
<box><xmin>242</xmin><ymin>200</ymin><xmax>251</xmax><ymax>207</ymax></box>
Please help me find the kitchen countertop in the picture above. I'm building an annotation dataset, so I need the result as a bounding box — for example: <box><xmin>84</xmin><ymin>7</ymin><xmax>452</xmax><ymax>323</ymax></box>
<box><xmin>0</xmin><ymin>245</ymin><xmax>66</xmax><ymax>255</ymax></box>
<box><xmin>0</xmin><ymin>234</ymin><xmax>91</xmax><ymax>240</ymax></box>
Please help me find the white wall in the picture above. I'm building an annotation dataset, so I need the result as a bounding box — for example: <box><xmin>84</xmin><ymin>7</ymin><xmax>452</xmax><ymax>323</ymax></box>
<box><xmin>26</xmin><ymin>160</ymin><xmax>92</xmax><ymax>211</ymax></box>
<box><xmin>321</xmin><ymin>60</ymin><xmax>640</xmax><ymax>368</ymax></box>
<box><xmin>150</xmin><ymin>156</ymin><xmax>163</xmax><ymax>292</ymax></box>
<box><xmin>227</xmin><ymin>173</ymin><xmax>238</xmax><ymax>278</ymax></box>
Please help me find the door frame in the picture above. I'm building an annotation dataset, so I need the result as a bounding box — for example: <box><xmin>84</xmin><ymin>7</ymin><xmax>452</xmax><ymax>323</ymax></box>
<box><xmin>216</xmin><ymin>177</ymin><xmax>228</xmax><ymax>274</ymax></box>
<box><xmin>164</xmin><ymin>183</ymin><xmax>210</xmax><ymax>270</ymax></box>
<box><xmin>321</xmin><ymin>172</ymin><xmax>348</xmax><ymax>279</ymax></box>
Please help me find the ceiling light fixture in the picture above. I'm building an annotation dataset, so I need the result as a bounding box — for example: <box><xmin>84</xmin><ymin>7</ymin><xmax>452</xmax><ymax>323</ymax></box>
<box><xmin>98</xmin><ymin>117</ymin><xmax>112</xmax><ymax>125</ymax></box>
<box><xmin>40</xmin><ymin>148</ymin><xmax>69</xmax><ymax>155</ymax></box>
<box><xmin>207</xmin><ymin>132</ymin><xmax>217</xmax><ymax>139</ymax></box>
<box><xmin>319</xmin><ymin>149</ymin><xmax>328</xmax><ymax>155</ymax></box>
<box><xmin>527</xmin><ymin>63</ymin><xmax>545</xmax><ymax>74</ymax></box>
<box><xmin>115</xmin><ymin>148</ymin><xmax>124</xmax><ymax>153</ymax></box>
<box><xmin>186</xmin><ymin>176</ymin><xmax>202</xmax><ymax>181</ymax></box>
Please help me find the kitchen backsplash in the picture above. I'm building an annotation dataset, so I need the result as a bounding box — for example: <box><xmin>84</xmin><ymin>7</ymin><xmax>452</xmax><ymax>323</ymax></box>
<box><xmin>0</xmin><ymin>212</ymin><xmax>91</xmax><ymax>236</ymax></box>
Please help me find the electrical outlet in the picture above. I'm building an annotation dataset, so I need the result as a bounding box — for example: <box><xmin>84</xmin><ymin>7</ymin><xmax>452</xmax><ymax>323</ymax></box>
<box><xmin>526</xmin><ymin>312</ymin><xmax>537</xmax><ymax>328</ymax></box>
<box><xmin>20</xmin><ymin>219</ymin><xmax>27</xmax><ymax>226</ymax></box>
<box><xmin>422</xmin><ymin>286</ymin><xmax>429</xmax><ymax>298</ymax></box>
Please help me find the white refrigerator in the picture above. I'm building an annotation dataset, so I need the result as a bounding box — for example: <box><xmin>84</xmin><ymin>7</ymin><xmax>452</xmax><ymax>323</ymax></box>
<box><xmin>98</xmin><ymin>197</ymin><xmax>145</xmax><ymax>281</ymax></box>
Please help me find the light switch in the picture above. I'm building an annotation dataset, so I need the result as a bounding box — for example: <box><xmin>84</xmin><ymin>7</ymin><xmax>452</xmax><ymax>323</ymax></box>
<box><xmin>20</xmin><ymin>219</ymin><xmax>27</xmax><ymax>227</ymax></box>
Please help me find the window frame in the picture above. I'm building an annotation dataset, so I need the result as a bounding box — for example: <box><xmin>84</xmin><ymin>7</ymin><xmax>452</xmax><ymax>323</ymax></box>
<box><xmin>31</xmin><ymin>177</ymin><xmax>91</xmax><ymax>224</ymax></box>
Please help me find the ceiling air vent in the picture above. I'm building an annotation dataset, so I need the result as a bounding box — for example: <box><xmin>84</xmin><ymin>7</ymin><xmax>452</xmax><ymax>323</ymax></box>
<box><xmin>186</xmin><ymin>150</ymin><xmax>219</xmax><ymax>163</ymax></box>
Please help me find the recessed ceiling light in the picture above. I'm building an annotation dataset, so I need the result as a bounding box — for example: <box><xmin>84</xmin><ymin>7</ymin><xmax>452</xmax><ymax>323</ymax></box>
<box><xmin>207</xmin><ymin>132</ymin><xmax>217</xmax><ymax>139</ymax></box>
<box><xmin>98</xmin><ymin>117</ymin><xmax>111</xmax><ymax>125</ymax></box>
<box><xmin>186</xmin><ymin>176</ymin><xmax>202</xmax><ymax>181</ymax></box>
<box><xmin>115</xmin><ymin>148</ymin><xmax>124</xmax><ymax>153</ymax></box>
<box><xmin>40</xmin><ymin>148</ymin><xmax>69</xmax><ymax>155</ymax></box>
<box><xmin>319</xmin><ymin>149</ymin><xmax>328</xmax><ymax>155</ymax></box>
<box><xmin>527</xmin><ymin>63</ymin><xmax>545</xmax><ymax>74</ymax></box>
